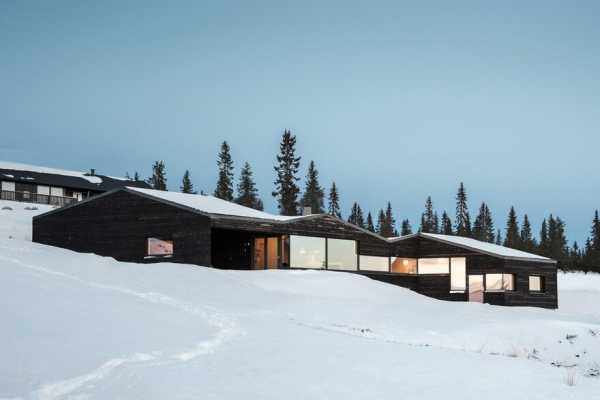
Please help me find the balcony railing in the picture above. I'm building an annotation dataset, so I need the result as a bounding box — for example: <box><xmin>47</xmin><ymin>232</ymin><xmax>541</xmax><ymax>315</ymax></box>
<box><xmin>1</xmin><ymin>190</ymin><xmax>78</xmax><ymax>207</ymax></box>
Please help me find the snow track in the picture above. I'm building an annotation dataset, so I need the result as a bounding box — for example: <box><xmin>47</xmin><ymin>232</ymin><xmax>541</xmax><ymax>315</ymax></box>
<box><xmin>0</xmin><ymin>253</ymin><xmax>241</xmax><ymax>400</ymax></box>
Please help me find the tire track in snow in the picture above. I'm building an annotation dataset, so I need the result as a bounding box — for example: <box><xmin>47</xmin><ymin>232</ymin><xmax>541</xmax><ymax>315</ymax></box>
<box><xmin>0</xmin><ymin>255</ymin><xmax>242</xmax><ymax>400</ymax></box>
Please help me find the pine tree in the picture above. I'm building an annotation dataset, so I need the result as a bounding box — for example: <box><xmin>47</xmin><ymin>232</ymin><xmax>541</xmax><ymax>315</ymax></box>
<box><xmin>366</xmin><ymin>212</ymin><xmax>375</xmax><ymax>232</ymax></box>
<box><xmin>495</xmin><ymin>229</ymin><xmax>502</xmax><ymax>245</ymax></box>
<box><xmin>235</xmin><ymin>162</ymin><xmax>262</xmax><ymax>210</ymax></box>
<box><xmin>520</xmin><ymin>214</ymin><xmax>535</xmax><ymax>252</ymax></box>
<box><xmin>147</xmin><ymin>160</ymin><xmax>167</xmax><ymax>190</ymax></box>
<box><xmin>441</xmin><ymin>211</ymin><xmax>453</xmax><ymax>235</ymax></box>
<box><xmin>547</xmin><ymin>215</ymin><xmax>568</xmax><ymax>267</ymax></box>
<box><xmin>585</xmin><ymin>210</ymin><xmax>600</xmax><ymax>271</ymax></box>
<box><xmin>180</xmin><ymin>170</ymin><xmax>195</xmax><ymax>194</ymax></box>
<box><xmin>420</xmin><ymin>196</ymin><xmax>437</xmax><ymax>233</ymax></box>
<box><xmin>473</xmin><ymin>203</ymin><xmax>495</xmax><ymax>242</ymax></box>
<box><xmin>401</xmin><ymin>219</ymin><xmax>413</xmax><ymax>236</ymax></box>
<box><xmin>591</xmin><ymin>210</ymin><xmax>600</xmax><ymax>252</ymax></box>
<box><xmin>214</xmin><ymin>141</ymin><xmax>234</xmax><ymax>201</ymax></box>
<box><xmin>503</xmin><ymin>207</ymin><xmax>521</xmax><ymax>249</ymax></box>
<box><xmin>133</xmin><ymin>171</ymin><xmax>140</xmax><ymax>181</ymax></box>
<box><xmin>327</xmin><ymin>182</ymin><xmax>341</xmax><ymax>218</ymax></box>
<box><xmin>376</xmin><ymin>209</ymin><xmax>386</xmax><ymax>236</ymax></box>
<box><xmin>454</xmin><ymin>182</ymin><xmax>472</xmax><ymax>237</ymax></box>
<box><xmin>300</xmin><ymin>161</ymin><xmax>325</xmax><ymax>214</ymax></box>
<box><xmin>272</xmin><ymin>129</ymin><xmax>301</xmax><ymax>215</ymax></box>
<box><xmin>347</xmin><ymin>202</ymin><xmax>365</xmax><ymax>228</ymax></box>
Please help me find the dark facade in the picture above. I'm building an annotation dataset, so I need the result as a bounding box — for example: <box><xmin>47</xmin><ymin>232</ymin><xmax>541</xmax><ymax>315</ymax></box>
<box><xmin>33</xmin><ymin>188</ymin><xmax>558</xmax><ymax>309</ymax></box>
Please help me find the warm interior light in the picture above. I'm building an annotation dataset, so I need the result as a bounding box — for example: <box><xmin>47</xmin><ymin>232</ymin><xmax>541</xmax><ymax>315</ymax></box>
<box><xmin>403</xmin><ymin>259</ymin><xmax>409</xmax><ymax>266</ymax></box>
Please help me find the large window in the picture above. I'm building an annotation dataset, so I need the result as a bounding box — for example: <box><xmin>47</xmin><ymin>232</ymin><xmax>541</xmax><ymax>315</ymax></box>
<box><xmin>327</xmin><ymin>239</ymin><xmax>357</xmax><ymax>270</ymax></box>
<box><xmin>529</xmin><ymin>276</ymin><xmax>544</xmax><ymax>292</ymax></box>
<box><xmin>360</xmin><ymin>255</ymin><xmax>389</xmax><ymax>272</ymax></box>
<box><xmin>147</xmin><ymin>238</ymin><xmax>173</xmax><ymax>257</ymax></box>
<box><xmin>391</xmin><ymin>257</ymin><xmax>417</xmax><ymax>274</ymax></box>
<box><xmin>485</xmin><ymin>274</ymin><xmax>504</xmax><ymax>291</ymax></box>
<box><xmin>418</xmin><ymin>258</ymin><xmax>450</xmax><ymax>274</ymax></box>
<box><xmin>290</xmin><ymin>235</ymin><xmax>326</xmax><ymax>269</ymax></box>
<box><xmin>450</xmin><ymin>257</ymin><xmax>466</xmax><ymax>292</ymax></box>
<box><xmin>503</xmin><ymin>274</ymin><xmax>515</xmax><ymax>291</ymax></box>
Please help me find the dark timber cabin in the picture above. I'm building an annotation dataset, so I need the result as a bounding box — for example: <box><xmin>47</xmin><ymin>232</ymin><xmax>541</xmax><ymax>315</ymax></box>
<box><xmin>32</xmin><ymin>187</ymin><xmax>558</xmax><ymax>309</ymax></box>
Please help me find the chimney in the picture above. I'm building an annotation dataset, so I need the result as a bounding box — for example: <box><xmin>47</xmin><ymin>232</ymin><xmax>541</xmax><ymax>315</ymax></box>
<box><xmin>90</xmin><ymin>168</ymin><xmax>95</xmax><ymax>176</ymax></box>
<box><xmin>302</xmin><ymin>206</ymin><xmax>312</xmax><ymax>216</ymax></box>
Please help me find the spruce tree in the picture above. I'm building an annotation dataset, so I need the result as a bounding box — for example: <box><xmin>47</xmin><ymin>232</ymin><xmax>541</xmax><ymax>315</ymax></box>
<box><xmin>133</xmin><ymin>171</ymin><xmax>140</xmax><ymax>181</ymax></box>
<box><xmin>591</xmin><ymin>210</ymin><xmax>600</xmax><ymax>254</ymax></box>
<box><xmin>495</xmin><ymin>229</ymin><xmax>502</xmax><ymax>245</ymax></box>
<box><xmin>272</xmin><ymin>129</ymin><xmax>301</xmax><ymax>215</ymax></box>
<box><xmin>503</xmin><ymin>207</ymin><xmax>520</xmax><ymax>249</ymax></box>
<box><xmin>420</xmin><ymin>196</ymin><xmax>436</xmax><ymax>233</ymax></box>
<box><xmin>401</xmin><ymin>219</ymin><xmax>413</xmax><ymax>235</ymax></box>
<box><xmin>382</xmin><ymin>202</ymin><xmax>396</xmax><ymax>238</ymax></box>
<box><xmin>147</xmin><ymin>160</ymin><xmax>167</xmax><ymax>190</ymax></box>
<box><xmin>300</xmin><ymin>161</ymin><xmax>325</xmax><ymax>214</ymax></box>
<box><xmin>327</xmin><ymin>182</ymin><xmax>341</xmax><ymax>218</ymax></box>
<box><xmin>473</xmin><ymin>203</ymin><xmax>495</xmax><ymax>243</ymax></box>
<box><xmin>235</xmin><ymin>162</ymin><xmax>262</xmax><ymax>210</ymax></box>
<box><xmin>347</xmin><ymin>202</ymin><xmax>365</xmax><ymax>228</ymax></box>
<box><xmin>454</xmin><ymin>182</ymin><xmax>472</xmax><ymax>237</ymax></box>
<box><xmin>366</xmin><ymin>212</ymin><xmax>375</xmax><ymax>232</ymax></box>
<box><xmin>520</xmin><ymin>214</ymin><xmax>535</xmax><ymax>252</ymax></box>
<box><xmin>180</xmin><ymin>170</ymin><xmax>195</xmax><ymax>194</ymax></box>
<box><xmin>548</xmin><ymin>215</ymin><xmax>568</xmax><ymax>266</ymax></box>
<box><xmin>539</xmin><ymin>218</ymin><xmax>549</xmax><ymax>256</ymax></box>
<box><xmin>441</xmin><ymin>211</ymin><xmax>453</xmax><ymax>235</ymax></box>
<box><xmin>376</xmin><ymin>209</ymin><xmax>386</xmax><ymax>236</ymax></box>
<box><xmin>214</xmin><ymin>141</ymin><xmax>234</xmax><ymax>201</ymax></box>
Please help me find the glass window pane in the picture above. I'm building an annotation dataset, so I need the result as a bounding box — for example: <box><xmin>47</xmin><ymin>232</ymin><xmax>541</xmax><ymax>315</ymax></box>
<box><xmin>529</xmin><ymin>276</ymin><xmax>542</xmax><ymax>292</ymax></box>
<box><xmin>418</xmin><ymin>258</ymin><xmax>449</xmax><ymax>274</ymax></box>
<box><xmin>290</xmin><ymin>235</ymin><xmax>326</xmax><ymax>269</ymax></box>
<box><xmin>327</xmin><ymin>239</ymin><xmax>357</xmax><ymax>270</ymax></box>
<box><xmin>147</xmin><ymin>238</ymin><xmax>173</xmax><ymax>257</ymax></box>
<box><xmin>486</xmin><ymin>273</ymin><xmax>503</xmax><ymax>291</ymax></box>
<box><xmin>281</xmin><ymin>235</ymin><xmax>290</xmax><ymax>267</ymax></box>
<box><xmin>391</xmin><ymin>257</ymin><xmax>417</xmax><ymax>274</ymax></box>
<box><xmin>503</xmin><ymin>274</ymin><xmax>515</xmax><ymax>291</ymax></box>
<box><xmin>253</xmin><ymin>238</ymin><xmax>265</xmax><ymax>269</ymax></box>
<box><xmin>450</xmin><ymin>257</ymin><xmax>466</xmax><ymax>291</ymax></box>
<box><xmin>360</xmin><ymin>255</ymin><xmax>389</xmax><ymax>272</ymax></box>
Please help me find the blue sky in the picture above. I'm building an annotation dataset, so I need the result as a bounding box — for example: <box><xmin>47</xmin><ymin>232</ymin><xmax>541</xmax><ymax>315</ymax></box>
<box><xmin>1</xmin><ymin>1</ymin><xmax>599</xmax><ymax>244</ymax></box>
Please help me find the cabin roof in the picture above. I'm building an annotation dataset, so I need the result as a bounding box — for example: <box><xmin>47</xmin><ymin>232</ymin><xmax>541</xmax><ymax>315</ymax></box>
<box><xmin>388</xmin><ymin>232</ymin><xmax>555</xmax><ymax>263</ymax></box>
<box><xmin>0</xmin><ymin>160</ymin><xmax>150</xmax><ymax>192</ymax></box>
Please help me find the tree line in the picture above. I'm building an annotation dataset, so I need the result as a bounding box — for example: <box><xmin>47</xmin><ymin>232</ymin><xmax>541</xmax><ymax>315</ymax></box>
<box><xmin>135</xmin><ymin>129</ymin><xmax>600</xmax><ymax>273</ymax></box>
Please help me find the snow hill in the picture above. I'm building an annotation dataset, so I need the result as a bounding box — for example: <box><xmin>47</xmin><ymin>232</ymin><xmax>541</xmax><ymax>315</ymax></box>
<box><xmin>1</xmin><ymin>200</ymin><xmax>600</xmax><ymax>399</ymax></box>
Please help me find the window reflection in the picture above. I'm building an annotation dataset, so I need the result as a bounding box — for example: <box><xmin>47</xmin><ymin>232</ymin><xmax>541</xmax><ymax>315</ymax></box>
<box><xmin>529</xmin><ymin>276</ymin><xmax>544</xmax><ymax>292</ymax></box>
<box><xmin>450</xmin><ymin>257</ymin><xmax>466</xmax><ymax>292</ymax></box>
<box><xmin>418</xmin><ymin>258</ymin><xmax>449</xmax><ymax>274</ymax></box>
<box><xmin>147</xmin><ymin>238</ymin><xmax>173</xmax><ymax>257</ymax></box>
<box><xmin>391</xmin><ymin>257</ymin><xmax>417</xmax><ymax>274</ymax></box>
<box><xmin>327</xmin><ymin>239</ymin><xmax>357</xmax><ymax>270</ymax></box>
<box><xmin>503</xmin><ymin>274</ymin><xmax>515</xmax><ymax>291</ymax></box>
<box><xmin>290</xmin><ymin>235</ymin><xmax>326</xmax><ymax>269</ymax></box>
<box><xmin>360</xmin><ymin>255</ymin><xmax>389</xmax><ymax>272</ymax></box>
<box><xmin>486</xmin><ymin>273</ymin><xmax>503</xmax><ymax>291</ymax></box>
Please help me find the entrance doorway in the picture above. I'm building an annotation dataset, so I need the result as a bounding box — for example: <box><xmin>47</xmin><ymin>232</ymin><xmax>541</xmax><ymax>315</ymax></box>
<box><xmin>468</xmin><ymin>275</ymin><xmax>484</xmax><ymax>303</ymax></box>
<box><xmin>253</xmin><ymin>237</ymin><xmax>281</xmax><ymax>269</ymax></box>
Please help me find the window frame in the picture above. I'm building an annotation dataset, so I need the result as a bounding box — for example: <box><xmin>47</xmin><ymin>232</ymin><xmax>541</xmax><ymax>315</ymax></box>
<box><xmin>327</xmin><ymin>238</ymin><xmax>358</xmax><ymax>271</ymax></box>
<box><xmin>417</xmin><ymin>257</ymin><xmax>450</xmax><ymax>275</ymax></box>
<box><xmin>359</xmin><ymin>255</ymin><xmax>391</xmax><ymax>272</ymax></box>
<box><xmin>529</xmin><ymin>275</ymin><xmax>545</xmax><ymax>293</ymax></box>
<box><xmin>449</xmin><ymin>257</ymin><xmax>467</xmax><ymax>293</ymax></box>
<box><xmin>146</xmin><ymin>237</ymin><xmax>174</xmax><ymax>258</ymax></box>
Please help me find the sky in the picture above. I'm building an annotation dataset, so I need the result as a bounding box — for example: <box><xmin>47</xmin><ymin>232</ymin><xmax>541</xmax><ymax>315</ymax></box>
<box><xmin>1</xmin><ymin>1</ymin><xmax>599</xmax><ymax>244</ymax></box>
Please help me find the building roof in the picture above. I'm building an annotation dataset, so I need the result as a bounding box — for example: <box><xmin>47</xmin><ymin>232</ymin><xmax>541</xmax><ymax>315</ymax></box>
<box><xmin>388</xmin><ymin>232</ymin><xmax>555</xmax><ymax>263</ymax></box>
<box><xmin>127</xmin><ymin>187</ymin><xmax>306</xmax><ymax>221</ymax></box>
<box><xmin>0</xmin><ymin>161</ymin><xmax>150</xmax><ymax>192</ymax></box>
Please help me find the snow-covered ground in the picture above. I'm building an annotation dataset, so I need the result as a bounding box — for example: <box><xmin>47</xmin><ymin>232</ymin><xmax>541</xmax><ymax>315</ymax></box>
<box><xmin>1</xmin><ymin>200</ymin><xmax>599</xmax><ymax>399</ymax></box>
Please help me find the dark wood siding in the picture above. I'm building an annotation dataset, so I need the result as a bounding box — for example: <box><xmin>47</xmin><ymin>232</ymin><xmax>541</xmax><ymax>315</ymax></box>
<box><xmin>33</xmin><ymin>190</ymin><xmax>212</xmax><ymax>266</ymax></box>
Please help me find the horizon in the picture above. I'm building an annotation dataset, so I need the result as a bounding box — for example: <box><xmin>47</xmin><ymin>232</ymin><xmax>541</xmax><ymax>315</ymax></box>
<box><xmin>1</xmin><ymin>1</ymin><xmax>599</xmax><ymax>245</ymax></box>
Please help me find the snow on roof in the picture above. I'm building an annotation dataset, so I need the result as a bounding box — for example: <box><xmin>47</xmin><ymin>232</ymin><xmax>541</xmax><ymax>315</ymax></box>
<box><xmin>389</xmin><ymin>232</ymin><xmax>553</xmax><ymax>262</ymax></box>
<box><xmin>0</xmin><ymin>160</ymin><xmax>103</xmax><ymax>184</ymax></box>
<box><xmin>127</xmin><ymin>187</ymin><xmax>304</xmax><ymax>221</ymax></box>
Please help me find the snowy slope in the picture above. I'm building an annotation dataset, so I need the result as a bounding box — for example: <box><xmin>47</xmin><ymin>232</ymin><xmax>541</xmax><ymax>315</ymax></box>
<box><xmin>1</xmin><ymin>204</ymin><xmax>600</xmax><ymax>399</ymax></box>
<box><xmin>0</xmin><ymin>200</ymin><xmax>54</xmax><ymax>240</ymax></box>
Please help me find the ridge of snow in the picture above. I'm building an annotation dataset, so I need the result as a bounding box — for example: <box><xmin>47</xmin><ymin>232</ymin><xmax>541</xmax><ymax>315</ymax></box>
<box><xmin>0</xmin><ymin>160</ymin><xmax>103</xmax><ymax>184</ymax></box>
<box><xmin>389</xmin><ymin>232</ymin><xmax>552</xmax><ymax>261</ymax></box>
<box><xmin>127</xmin><ymin>187</ymin><xmax>305</xmax><ymax>221</ymax></box>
